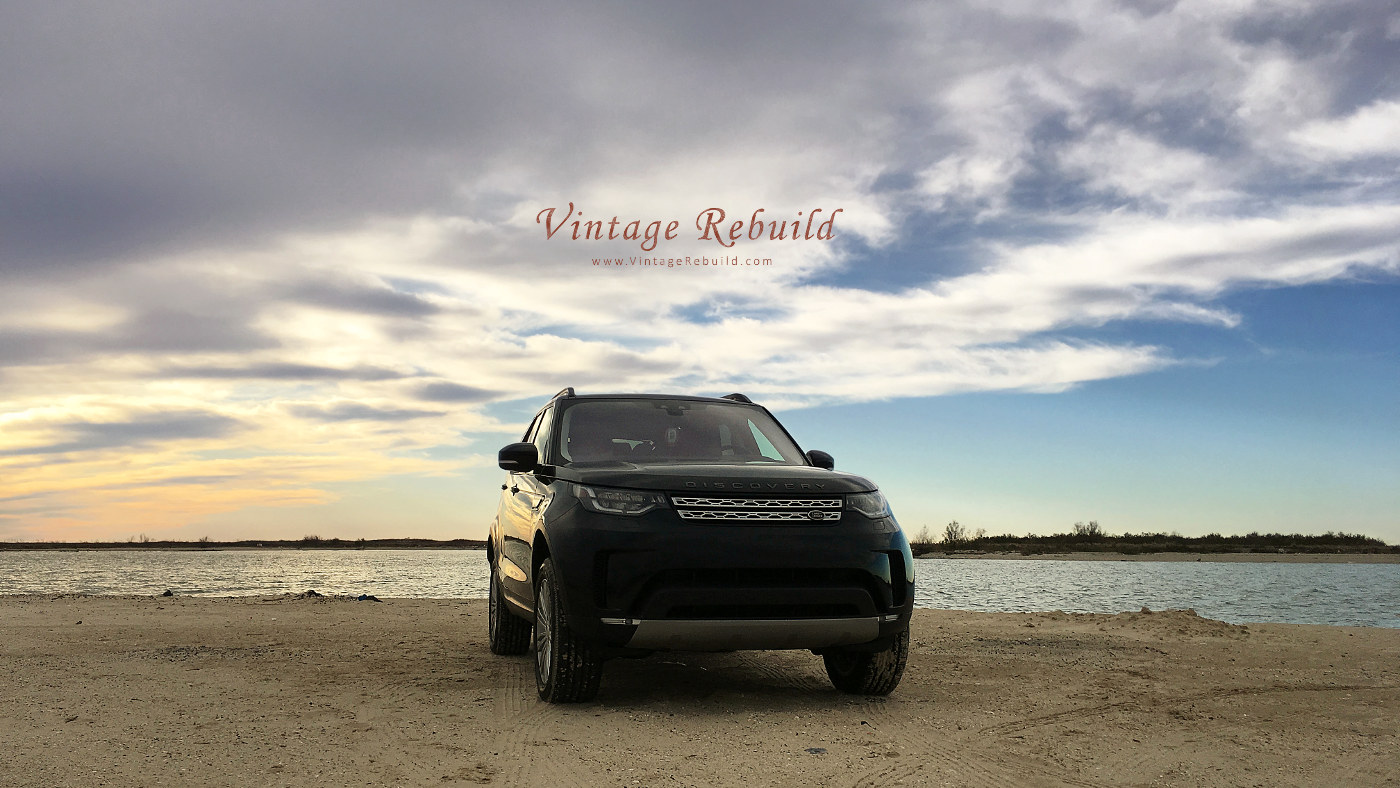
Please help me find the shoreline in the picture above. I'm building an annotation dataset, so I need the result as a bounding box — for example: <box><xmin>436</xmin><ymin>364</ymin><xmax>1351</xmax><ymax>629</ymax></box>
<box><xmin>4</xmin><ymin>543</ymin><xmax>1395</xmax><ymax>562</ymax></box>
<box><xmin>918</xmin><ymin>550</ymin><xmax>1400</xmax><ymax>563</ymax></box>
<box><xmin>3</xmin><ymin>595</ymin><xmax>1395</xmax><ymax>787</ymax></box>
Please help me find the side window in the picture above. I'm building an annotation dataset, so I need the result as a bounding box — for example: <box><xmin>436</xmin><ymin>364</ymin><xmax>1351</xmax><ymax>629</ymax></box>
<box><xmin>522</xmin><ymin>413</ymin><xmax>541</xmax><ymax>443</ymax></box>
<box><xmin>558</xmin><ymin>407</ymin><xmax>575</xmax><ymax>462</ymax></box>
<box><xmin>532</xmin><ymin>407</ymin><xmax>554</xmax><ymax>465</ymax></box>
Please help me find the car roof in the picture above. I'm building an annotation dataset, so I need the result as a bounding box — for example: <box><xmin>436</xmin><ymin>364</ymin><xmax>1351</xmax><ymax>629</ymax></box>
<box><xmin>554</xmin><ymin>392</ymin><xmax>755</xmax><ymax>404</ymax></box>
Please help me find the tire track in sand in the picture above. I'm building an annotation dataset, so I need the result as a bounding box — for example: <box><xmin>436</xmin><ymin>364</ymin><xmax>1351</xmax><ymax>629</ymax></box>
<box><xmin>847</xmin><ymin>721</ymin><xmax>1115</xmax><ymax>788</ymax></box>
<box><xmin>732</xmin><ymin>650</ymin><xmax>829</xmax><ymax>692</ymax></box>
<box><xmin>979</xmin><ymin>682</ymin><xmax>1398</xmax><ymax>737</ymax></box>
<box><xmin>488</xmin><ymin>652</ymin><xmax>587</xmax><ymax>788</ymax></box>
<box><xmin>347</xmin><ymin>673</ymin><xmax>456</xmax><ymax>785</ymax></box>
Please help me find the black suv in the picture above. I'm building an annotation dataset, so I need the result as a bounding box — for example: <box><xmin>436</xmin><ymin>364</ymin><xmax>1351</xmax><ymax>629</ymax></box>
<box><xmin>486</xmin><ymin>388</ymin><xmax>914</xmax><ymax>702</ymax></box>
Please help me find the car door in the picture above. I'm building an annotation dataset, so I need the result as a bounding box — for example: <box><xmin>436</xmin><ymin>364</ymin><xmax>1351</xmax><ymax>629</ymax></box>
<box><xmin>497</xmin><ymin>405</ymin><xmax>554</xmax><ymax>608</ymax></box>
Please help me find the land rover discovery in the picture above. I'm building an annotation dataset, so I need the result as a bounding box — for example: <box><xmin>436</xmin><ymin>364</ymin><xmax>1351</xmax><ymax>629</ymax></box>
<box><xmin>486</xmin><ymin>388</ymin><xmax>914</xmax><ymax>702</ymax></box>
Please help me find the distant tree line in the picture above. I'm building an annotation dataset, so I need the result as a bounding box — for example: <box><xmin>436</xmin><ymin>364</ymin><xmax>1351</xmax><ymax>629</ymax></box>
<box><xmin>908</xmin><ymin>522</ymin><xmax>1391</xmax><ymax>555</ymax></box>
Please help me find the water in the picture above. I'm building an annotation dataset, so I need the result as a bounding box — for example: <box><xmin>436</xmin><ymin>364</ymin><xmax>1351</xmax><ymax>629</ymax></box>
<box><xmin>0</xmin><ymin>550</ymin><xmax>490</xmax><ymax>600</ymax></box>
<box><xmin>1</xmin><ymin>550</ymin><xmax>1396</xmax><ymax>628</ymax></box>
<box><xmin>916</xmin><ymin>559</ymin><xmax>1400</xmax><ymax>629</ymax></box>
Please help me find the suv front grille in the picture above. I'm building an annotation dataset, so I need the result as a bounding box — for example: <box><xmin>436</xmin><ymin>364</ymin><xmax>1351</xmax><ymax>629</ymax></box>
<box><xmin>634</xmin><ymin>568</ymin><xmax>882</xmax><ymax>620</ymax></box>
<box><xmin>670</xmin><ymin>495</ymin><xmax>843</xmax><ymax>522</ymax></box>
<box><xmin>665</xmin><ymin>603</ymin><xmax>862</xmax><ymax>619</ymax></box>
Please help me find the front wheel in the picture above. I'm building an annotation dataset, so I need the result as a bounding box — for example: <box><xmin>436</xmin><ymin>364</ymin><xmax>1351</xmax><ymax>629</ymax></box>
<box><xmin>533</xmin><ymin>559</ymin><xmax>603</xmax><ymax>702</ymax></box>
<box><xmin>488</xmin><ymin>565</ymin><xmax>531</xmax><ymax>655</ymax></box>
<box><xmin>823</xmin><ymin>629</ymin><xmax>909</xmax><ymax>695</ymax></box>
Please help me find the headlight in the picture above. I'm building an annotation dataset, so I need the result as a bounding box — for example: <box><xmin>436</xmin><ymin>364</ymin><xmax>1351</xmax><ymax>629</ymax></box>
<box><xmin>573</xmin><ymin>484</ymin><xmax>668</xmax><ymax>516</ymax></box>
<box><xmin>846</xmin><ymin>490</ymin><xmax>891</xmax><ymax>519</ymax></box>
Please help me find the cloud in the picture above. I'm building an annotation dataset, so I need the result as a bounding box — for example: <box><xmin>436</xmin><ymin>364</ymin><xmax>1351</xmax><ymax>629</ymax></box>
<box><xmin>119</xmin><ymin>309</ymin><xmax>279</xmax><ymax>354</ymax></box>
<box><xmin>0</xmin><ymin>328</ymin><xmax>88</xmax><ymax>366</ymax></box>
<box><xmin>0</xmin><ymin>2</ymin><xmax>895</xmax><ymax>278</ymax></box>
<box><xmin>286</xmin><ymin>402</ymin><xmax>444</xmax><ymax>422</ymax></box>
<box><xmin>414</xmin><ymin>382</ymin><xmax>498</xmax><ymax>403</ymax></box>
<box><xmin>1289</xmin><ymin>100</ymin><xmax>1400</xmax><ymax>159</ymax></box>
<box><xmin>0</xmin><ymin>308</ymin><xmax>276</xmax><ymax>368</ymax></box>
<box><xmin>0</xmin><ymin>410</ymin><xmax>244</xmax><ymax>457</ymax></box>
<box><xmin>102</xmin><ymin>475</ymin><xmax>243</xmax><ymax>488</ymax></box>
<box><xmin>282</xmin><ymin>277</ymin><xmax>441</xmax><ymax>318</ymax></box>
<box><xmin>158</xmin><ymin>362</ymin><xmax>406</xmax><ymax>381</ymax></box>
<box><xmin>1056</xmin><ymin>126</ymin><xmax>1238</xmax><ymax>211</ymax></box>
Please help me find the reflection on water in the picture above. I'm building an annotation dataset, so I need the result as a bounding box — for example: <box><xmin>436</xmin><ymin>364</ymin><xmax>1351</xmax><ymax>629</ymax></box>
<box><xmin>1</xmin><ymin>550</ymin><xmax>1395</xmax><ymax>628</ymax></box>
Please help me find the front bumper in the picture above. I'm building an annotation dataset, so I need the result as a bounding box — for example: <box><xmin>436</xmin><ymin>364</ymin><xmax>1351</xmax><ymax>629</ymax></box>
<box><xmin>543</xmin><ymin>498</ymin><xmax>915</xmax><ymax>652</ymax></box>
<box><xmin>605</xmin><ymin>616</ymin><xmax>884</xmax><ymax>650</ymax></box>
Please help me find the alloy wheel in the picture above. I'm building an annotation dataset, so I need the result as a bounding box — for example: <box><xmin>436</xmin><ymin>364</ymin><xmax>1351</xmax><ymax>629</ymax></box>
<box><xmin>535</xmin><ymin>576</ymin><xmax>554</xmax><ymax>676</ymax></box>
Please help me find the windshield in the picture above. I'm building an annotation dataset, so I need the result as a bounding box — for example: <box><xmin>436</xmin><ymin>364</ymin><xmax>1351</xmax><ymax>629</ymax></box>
<box><xmin>557</xmin><ymin>399</ymin><xmax>807</xmax><ymax>466</ymax></box>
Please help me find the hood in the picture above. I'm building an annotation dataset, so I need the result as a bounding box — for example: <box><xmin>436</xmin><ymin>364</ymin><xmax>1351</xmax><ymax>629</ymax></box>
<box><xmin>552</xmin><ymin>462</ymin><xmax>877</xmax><ymax>494</ymax></box>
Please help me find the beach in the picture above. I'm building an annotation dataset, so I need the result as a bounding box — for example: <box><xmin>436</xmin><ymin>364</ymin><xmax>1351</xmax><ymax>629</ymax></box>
<box><xmin>2</xmin><ymin>596</ymin><xmax>1396</xmax><ymax>787</ymax></box>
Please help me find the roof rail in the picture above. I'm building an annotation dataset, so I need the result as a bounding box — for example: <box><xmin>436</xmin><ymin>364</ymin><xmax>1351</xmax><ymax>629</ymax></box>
<box><xmin>720</xmin><ymin>393</ymin><xmax>752</xmax><ymax>403</ymax></box>
<box><xmin>551</xmin><ymin>387</ymin><xmax>576</xmax><ymax>400</ymax></box>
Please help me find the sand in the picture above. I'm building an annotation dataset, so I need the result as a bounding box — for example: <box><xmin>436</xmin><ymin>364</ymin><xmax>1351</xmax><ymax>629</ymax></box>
<box><xmin>2</xmin><ymin>596</ymin><xmax>1396</xmax><ymax>787</ymax></box>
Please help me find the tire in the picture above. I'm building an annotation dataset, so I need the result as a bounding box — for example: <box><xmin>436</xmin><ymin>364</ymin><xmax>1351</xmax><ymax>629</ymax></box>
<box><xmin>823</xmin><ymin>629</ymin><xmax>909</xmax><ymax>695</ymax></box>
<box><xmin>533</xmin><ymin>559</ymin><xmax>603</xmax><ymax>702</ymax></box>
<box><xmin>488</xmin><ymin>565</ymin><xmax>532</xmax><ymax>655</ymax></box>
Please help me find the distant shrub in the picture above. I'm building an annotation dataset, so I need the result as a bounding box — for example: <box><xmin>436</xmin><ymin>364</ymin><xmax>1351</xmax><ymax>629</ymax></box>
<box><xmin>943</xmin><ymin>520</ymin><xmax>967</xmax><ymax>546</ymax></box>
<box><xmin>910</xmin><ymin>525</ymin><xmax>935</xmax><ymax>554</ymax></box>
<box><xmin>1073</xmin><ymin>520</ymin><xmax>1103</xmax><ymax>539</ymax></box>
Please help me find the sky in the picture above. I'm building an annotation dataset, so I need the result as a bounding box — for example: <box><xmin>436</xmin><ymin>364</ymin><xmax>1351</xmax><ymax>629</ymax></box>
<box><xmin>1</xmin><ymin>1</ymin><xmax>1397</xmax><ymax>544</ymax></box>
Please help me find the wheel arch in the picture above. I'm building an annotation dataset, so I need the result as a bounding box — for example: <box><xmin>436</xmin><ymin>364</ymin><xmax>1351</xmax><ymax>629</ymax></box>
<box><xmin>486</xmin><ymin>515</ymin><xmax>499</xmax><ymax>565</ymax></box>
<box><xmin>531</xmin><ymin>530</ymin><xmax>552</xmax><ymax>584</ymax></box>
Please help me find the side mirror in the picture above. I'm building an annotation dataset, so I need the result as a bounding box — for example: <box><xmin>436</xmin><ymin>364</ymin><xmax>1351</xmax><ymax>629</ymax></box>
<box><xmin>498</xmin><ymin>443</ymin><xmax>539</xmax><ymax>473</ymax></box>
<box><xmin>807</xmin><ymin>450</ymin><xmax>834</xmax><ymax>470</ymax></box>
